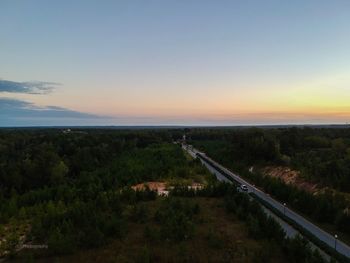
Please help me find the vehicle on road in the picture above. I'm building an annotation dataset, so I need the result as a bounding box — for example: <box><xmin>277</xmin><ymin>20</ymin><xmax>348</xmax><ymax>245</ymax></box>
<box><xmin>241</xmin><ymin>184</ymin><xmax>248</xmax><ymax>191</ymax></box>
<box><xmin>190</xmin><ymin>145</ymin><xmax>350</xmax><ymax>259</ymax></box>
<box><xmin>237</xmin><ymin>184</ymin><xmax>248</xmax><ymax>192</ymax></box>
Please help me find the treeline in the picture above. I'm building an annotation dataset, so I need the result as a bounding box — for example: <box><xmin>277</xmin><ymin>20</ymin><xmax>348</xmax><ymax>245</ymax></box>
<box><xmin>0</xmin><ymin>129</ymin><xmax>171</xmax><ymax>195</ymax></box>
<box><xmin>38</xmin><ymin>182</ymin><xmax>326</xmax><ymax>262</ymax></box>
<box><xmin>187</xmin><ymin>127</ymin><xmax>350</xmax><ymax>190</ymax></box>
<box><xmin>172</xmin><ymin>183</ymin><xmax>327</xmax><ymax>263</ymax></box>
<box><xmin>0</xmin><ymin>129</ymin><xmax>201</xmax><ymax>219</ymax></box>
<box><xmin>187</xmin><ymin>127</ymin><xmax>350</xmax><ymax>237</ymax></box>
<box><xmin>0</xmin><ymin>129</ymin><xmax>210</xmax><ymax>258</ymax></box>
<box><xmin>29</xmin><ymin>188</ymin><xmax>158</xmax><ymax>255</ymax></box>
<box><xmin>0</xmin><ymin>128</ymin><xmax>345</xmax><ymax>262</ymax></box>
<box><xmin>243</xmin><ymin>170</ymin><xmax>350</xmax><ymax>235</ymax></box>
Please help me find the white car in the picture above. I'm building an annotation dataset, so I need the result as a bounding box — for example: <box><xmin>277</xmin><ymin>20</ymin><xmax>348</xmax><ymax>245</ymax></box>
<box><xmin>240</xmin><ymin>184</ymin><xmax>248</xmax><ymax>192</ymax></box>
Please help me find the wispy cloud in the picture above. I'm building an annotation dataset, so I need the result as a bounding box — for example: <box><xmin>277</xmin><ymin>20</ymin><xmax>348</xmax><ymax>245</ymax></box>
<box><xmin>0</xmin><ymin>98</ymin><xmax>108</xmax><ymax>126</ymax></box>
<box><xmin>0</xmin><ymin>79</ymin><xmax>60</xmax><ymax>94</ymax></box>
<box><xmin>0</xmin><ymin>98</ymin><xmax>99</xmax><ymax>118</ymax></box>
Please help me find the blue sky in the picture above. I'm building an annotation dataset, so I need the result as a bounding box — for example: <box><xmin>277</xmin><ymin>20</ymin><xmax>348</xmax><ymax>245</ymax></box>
<box><xmin>1</xmin><ymin>0</ymin><xmax>350</xmax><ymax>126</ymax></box>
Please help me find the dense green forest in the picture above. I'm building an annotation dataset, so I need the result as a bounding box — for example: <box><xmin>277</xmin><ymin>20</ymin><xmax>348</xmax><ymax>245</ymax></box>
<box><xmin>187</xmin><ymin>127</ymin><xmax>350</xmax><ymax>238</ymax></box>
<box><xmin>188</xmin><ymin>127</ymin><xmax>350</xmax><ymax>190</ymax></box>
<box><xmin>0</xmin><ymin>128</ymin><xmax>342</xmax><ymax>262</ymax></box>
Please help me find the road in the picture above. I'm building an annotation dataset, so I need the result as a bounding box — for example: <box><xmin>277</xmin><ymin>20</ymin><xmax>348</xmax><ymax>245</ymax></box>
<box><xmin>183</xmin><ymin>144</ymin><xmax>350</xmax><ymax>259</ymax></box>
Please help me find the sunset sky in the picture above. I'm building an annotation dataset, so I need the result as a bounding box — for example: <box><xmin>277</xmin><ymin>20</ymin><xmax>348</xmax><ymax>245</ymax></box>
<box><xmin>1</xmin><ymin>0</ymin><xmax>350</xmax><ymax>126</ymax></box>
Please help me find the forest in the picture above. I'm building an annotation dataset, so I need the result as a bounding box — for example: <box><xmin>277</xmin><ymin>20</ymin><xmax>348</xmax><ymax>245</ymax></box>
<box><xmin>0</xmin><ymin>128</ymin><xmax>346</xmax><ymax>262</ymax></box>
<box><xmin>187</xmin><ymin>127</ymin><xmax>350</xmax><ymax>239</ymax></box>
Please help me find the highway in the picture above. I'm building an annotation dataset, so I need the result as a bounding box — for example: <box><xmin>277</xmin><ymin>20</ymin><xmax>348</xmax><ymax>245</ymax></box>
<box><xmin>183</xmin><ymin>144</ymin><xmax>350</xmax><ymax>259</ymax></box>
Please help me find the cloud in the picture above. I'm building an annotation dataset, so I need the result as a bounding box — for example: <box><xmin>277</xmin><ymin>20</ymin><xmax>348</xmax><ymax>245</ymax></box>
<box><xmin>0</xmin><ymin>98</ymin><xmax>108</xmax><ymax>126</ymax></box>
<box><xmin>0</xmin><ymin>98</ymin><xmax>98</xmax><ymax>118</ymax></box>
<box><xmin>0</xmin><ymin>98</ymin><xmax>200</xmax><ymax>127</ymax></box>
<box><xmin>0</xmin><ymin>79</ymin><xmax>60</xmax><ymax>94</ymax></box>
<box><xmin>0</xmin><ymin>98</ymin><xmax>212</xmax><ymax>126</ymax></box>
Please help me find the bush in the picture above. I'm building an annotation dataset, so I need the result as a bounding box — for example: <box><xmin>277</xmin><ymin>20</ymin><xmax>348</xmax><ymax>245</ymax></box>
<box><xmin>48</xmin><ymin>228</ymin><xmax>75</xmax><ymax>255</ymax></box>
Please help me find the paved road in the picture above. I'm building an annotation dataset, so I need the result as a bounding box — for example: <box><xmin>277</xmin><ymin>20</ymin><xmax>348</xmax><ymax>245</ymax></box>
<box><xmin>183</xmin><ymin>144</ymin><xmax>350</xmax><ymax>259</ymax></box>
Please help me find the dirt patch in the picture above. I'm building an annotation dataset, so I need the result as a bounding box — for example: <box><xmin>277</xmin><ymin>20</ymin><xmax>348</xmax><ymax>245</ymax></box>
<box><xmin>131</xmin><ymin>181</ymin><xmax>204</xmax><ymax>196</ymax></box>
<box><xmin>132</xmin><ymin>182</ymin><xmax>169</xmax><ymax>196</ymax></box>
<box><xmin>0</xmin><ymin>222</ymin><xmax>30</xmax><ymax>259</ymax></box>
<box><xmin>132</xmin><ymin>182</ymin><xmax>168</xmax><ymax>192</ymax></box>
<box><xmin>262</xmin><ymin>166</ymin><xmax>319</xmax><ymax>193</ymax></box>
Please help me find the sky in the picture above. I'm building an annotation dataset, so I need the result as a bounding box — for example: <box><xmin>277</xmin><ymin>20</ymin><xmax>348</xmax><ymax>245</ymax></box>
<box><xmin>1</xmin><ymin>0</ymin><xmax>350</xmax><ymax>126</ymax></box>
